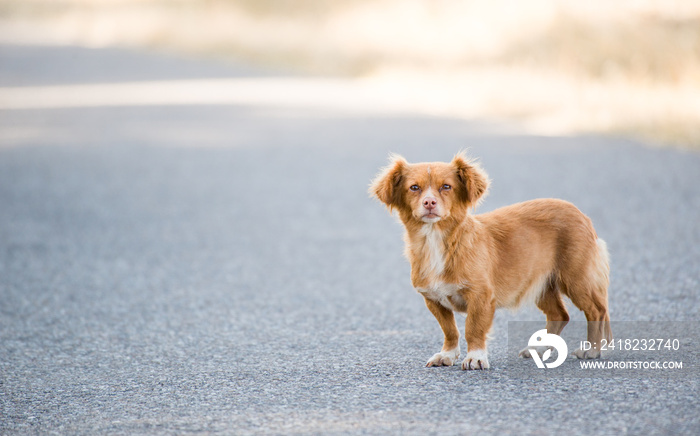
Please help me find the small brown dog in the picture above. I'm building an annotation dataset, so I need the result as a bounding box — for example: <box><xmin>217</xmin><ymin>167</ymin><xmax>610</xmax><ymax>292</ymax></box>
<box><xmin>369</xmin><ymin>153</ymin><xmax>611</xmax><ymax>370</ymax></box>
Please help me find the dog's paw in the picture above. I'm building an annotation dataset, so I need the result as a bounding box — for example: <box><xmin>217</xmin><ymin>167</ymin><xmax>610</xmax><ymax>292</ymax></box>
<box><xmin>426</xmin><ymin>347</ymin><xmax>460</xmax><ymax>367</ymax></box>
<box><xmin>572</xmin><ymin>348</ymin><xmax>601</xmax><ymax>359</ymax></box>
<box><xmin>461</xmin><ymin>349</ymin><xmax>490</xmax><ymax>370</ymax></box>
<box><xmin>518</xmin><ymin>345</ymin><xmax>552</xmax><ymax>359</ymax></box>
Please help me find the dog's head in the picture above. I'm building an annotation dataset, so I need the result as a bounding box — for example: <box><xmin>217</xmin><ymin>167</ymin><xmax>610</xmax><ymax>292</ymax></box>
<box><xmin>369</xmin><ymin>152</ymin><xmax>489</xmax><ymax>224</ymax></box>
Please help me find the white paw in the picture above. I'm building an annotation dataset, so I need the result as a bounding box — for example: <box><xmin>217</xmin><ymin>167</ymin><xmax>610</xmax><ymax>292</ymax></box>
<box><xmin>572</xmin><ymin>348</ymin><xmax>601</xmax><ymax>359</ymax></box>
<box><xmin>461</xmin><ymin>349</ymin><xmax>490</xmax><ymax>370</ymax></box>
<box><xmin>426</xmin><ymin>347</ymin><xmax>460</xmax><ymax>367</ymax></box>
<box><xmin>519</xmin><ymin>345</ymin><xmax>553</xmax><ymax>359</ymax></box>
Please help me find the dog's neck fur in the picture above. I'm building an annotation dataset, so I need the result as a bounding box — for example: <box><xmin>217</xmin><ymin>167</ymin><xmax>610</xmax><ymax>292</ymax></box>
<box><xmin>404</xmin><ymin>211</ymin><xmax>478</xmax><ymax>288</ymax></box>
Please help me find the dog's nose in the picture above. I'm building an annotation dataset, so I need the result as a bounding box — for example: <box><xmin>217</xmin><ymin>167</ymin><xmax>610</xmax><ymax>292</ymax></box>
<box><xmin>423</xmin><ymin>197</ymin><xmax>437</xmax><ymax>210</ymax></box>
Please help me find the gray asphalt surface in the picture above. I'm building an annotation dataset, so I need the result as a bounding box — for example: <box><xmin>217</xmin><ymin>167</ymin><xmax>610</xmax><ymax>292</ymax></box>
<box><xmin>1</xmin><ymin>44</ymin><xmax>699</xmax><ymax>435</ymax></box>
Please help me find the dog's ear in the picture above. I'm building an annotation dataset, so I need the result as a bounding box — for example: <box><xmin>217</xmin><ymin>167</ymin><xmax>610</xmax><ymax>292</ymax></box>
<box><xmin>369</xmin><ymin>154</ymin><xmax>408</xmax><ymax>209</ymax></box>
<box><xmin>452</xmin><ymin>152</ymin><xmax>489</xmax><ymax>206</ymax></box>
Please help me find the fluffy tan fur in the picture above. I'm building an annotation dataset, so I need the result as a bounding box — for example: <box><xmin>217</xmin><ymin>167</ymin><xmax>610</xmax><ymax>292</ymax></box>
<box><xmin>369</xmin><ymin>152</ymin><xmax>612</xmax><ymax>370</ymax></box>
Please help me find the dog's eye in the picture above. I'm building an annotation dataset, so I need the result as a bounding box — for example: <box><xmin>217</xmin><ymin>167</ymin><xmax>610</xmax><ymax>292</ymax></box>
<box><xmin>441</xmin><ymin>184</ymin><xmax>452</xmax><ymax>191</ymax></box>
<box><xmin>410</xmin><ymin>185</ymin><xmax>420</xmax><ymax>192</ymax></box>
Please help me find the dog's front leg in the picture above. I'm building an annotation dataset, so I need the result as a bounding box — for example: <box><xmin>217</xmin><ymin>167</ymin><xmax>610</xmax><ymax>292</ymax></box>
<box><xmin>424</xmin><ymin>298</ymin><xmax>460</xmax><ymax>367</ymax></box>
<box><xmin>462</xmin><ymin>294</ymin><xmax>495</xmax><ymax>370</ymax></box>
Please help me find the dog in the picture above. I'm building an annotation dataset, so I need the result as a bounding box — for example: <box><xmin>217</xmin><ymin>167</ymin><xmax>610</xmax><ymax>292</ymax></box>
<box><xmin>369</xmin><ymin>152</ymin><xmax>612</xmax><ymax>370</ymax></box>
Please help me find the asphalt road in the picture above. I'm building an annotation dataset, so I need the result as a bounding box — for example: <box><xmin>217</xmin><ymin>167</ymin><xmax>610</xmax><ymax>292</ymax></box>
<box><xmin>1</xmin><ymin>44</ymin><xmax>699</xmax><ymax>435</ymax></box>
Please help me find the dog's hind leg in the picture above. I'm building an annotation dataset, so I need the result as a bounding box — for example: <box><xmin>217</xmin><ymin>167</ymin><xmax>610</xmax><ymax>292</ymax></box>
<box><xmin>538</xmin><ymin>280</ymin><xmax>570</xmax><ymax>336</ymax></box>
<box><xmin>568</xmin><ymin>289</ymin><xmax>611</xmax><ymax>359</ymax></box>
<box><xmin>564</xmin><ymin>239</ymin><xmax>612</xmax><ymax>359</ymax></box>
<box><xmin>519</xmin><ymin>280</ymin><xmax>570</xmax><ymax>358</ymax></box>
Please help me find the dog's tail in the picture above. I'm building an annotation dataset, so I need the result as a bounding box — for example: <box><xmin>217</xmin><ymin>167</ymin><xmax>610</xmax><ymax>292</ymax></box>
<box><xmin>594</xmin><ymin>238</ymin><xmax>610</xmax><ymax>288</ymax></box>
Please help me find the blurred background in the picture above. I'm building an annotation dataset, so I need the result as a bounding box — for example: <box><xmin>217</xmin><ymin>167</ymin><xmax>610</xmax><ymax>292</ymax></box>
<box><xmin>1</xmin><ymin>0</ymin><xmax>700</xmax><ymax>147</ymax></box>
